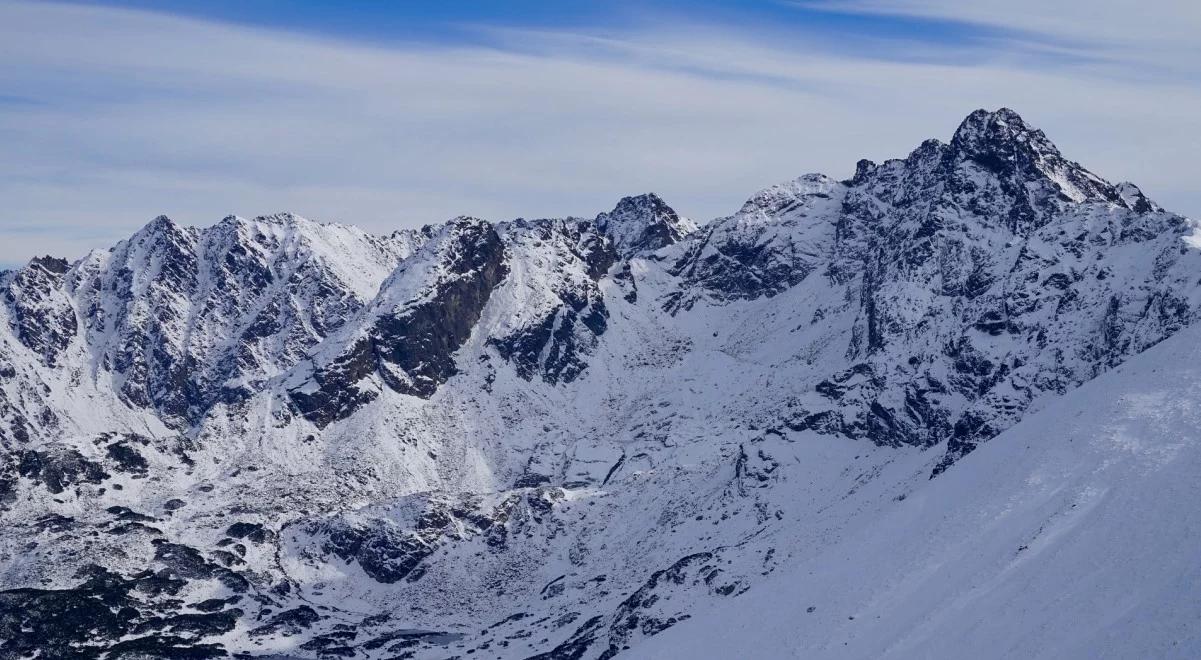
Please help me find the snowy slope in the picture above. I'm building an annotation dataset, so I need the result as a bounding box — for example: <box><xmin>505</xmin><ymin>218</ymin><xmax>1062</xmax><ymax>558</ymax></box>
<box><xmin>633</xmin><ymin>319</ymin><xmax>1201</xmax><ymax>660</ymax></box>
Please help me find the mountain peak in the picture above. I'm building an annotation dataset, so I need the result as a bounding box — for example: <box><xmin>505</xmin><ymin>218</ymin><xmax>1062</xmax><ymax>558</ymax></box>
<box><xmin>947</xmin><ymin>107</ymin><xmax>1121</xmax><ymax>206</ymax></box>
<box><xmin>252</xmin><ymin>211</ymin><xmax>309</xmax><ymax>226</ymax></box>
<box><xmin>950</xmin><ymin>107</ymin><xmax>1057</xmax><ymax>162</ymax></box>
<box><xmin>618</xmin><ymin>191</ymin><xmax>668</xmax><ymax>207</ymax></box>
<box><xmin>959</xmin><ymin>106</ymin><xmax>1026</xmax><ymax>128</ymax></box>
<box><xmin>127</xmin><ymin>214</ymin><xmax>193</xmax><ymax>251</ymax></box>
<box><xmin>740</xmin><ymin>174</ymin><xmax>841</xmax><ymax>216</ymax></box>
<box><xmin>143</xmin><ymin>213</ymin><xmax>179</xmax><ymax>232</ymax></box>
<box><xmin>1</xmin><ymin>107</ymin><xmax>1193</xmax><ymax>660</ymax></box>
<box><xmin>1116</xmin><ymin>181</ymin><xmax>1161</xmax><ymax>213</ymax></box>
<box><xmin>596</xmin><ymin>193</ymin><xmax>696</xmax><ymax>257</ymax></box>
<box><xmin>27</xmin><ymin>255</ymin><xmax>69</xmax><ymax>275</ymax></box>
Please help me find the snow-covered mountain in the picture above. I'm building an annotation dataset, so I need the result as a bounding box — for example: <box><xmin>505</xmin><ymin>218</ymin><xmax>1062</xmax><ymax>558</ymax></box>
<box><xmin>1</xmin><ymin>108</ymin><xmax>1199</xmax><ymax>659</ymax></box>
<box><xmin>631</xmin><ymin>316</ymin><xmax>1201</xmax><ymax>660</ymax></box>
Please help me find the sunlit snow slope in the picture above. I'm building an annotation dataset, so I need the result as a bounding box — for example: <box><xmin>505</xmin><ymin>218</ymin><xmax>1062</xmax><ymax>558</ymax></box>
<box><xmin>635</xmin><ymin>321</ymin><xmax>1201</xmax><ymax>660</ymax></box>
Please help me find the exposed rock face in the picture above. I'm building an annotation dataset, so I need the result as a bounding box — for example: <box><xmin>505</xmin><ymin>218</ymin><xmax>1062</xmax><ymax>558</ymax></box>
<box><xmin>0</xmin><ymin>108</ymin><xmax>1197</xmax><ymax>659</ymax></box>
<box><xmin>666</xmin><ymin>174</ymin><xmax>841</xmax><ymax>310</ymax></box>
<box><xmin>63</xmin><ymin>213</ymin><xmax>421</xmax><ymax>428</ymax></box>
<box><xmin>302</xmin><ymin>492</ymin><xmax>524</xmax><ymax>584</ymax></box>
<box><xmin>668</xmin><ymin>109</ymin><xmax>1201</xmax><ymax>472</ymax></box>
<box><xmin>367</xmin><ymin>218</ymin><xmax>508</xmax><ymax>398</ymax></box>
<box><xmin>487</xmin><ymin>218</ymin><xmax>616</xmax><ymax>385</ymax></box>
<box><xmin>0</xmin><ymin>564</ymin><xmax>236</xmax><ymax>659</ymax></box>
<box><xmin>290</xmin><ymin>217</ymin><xmax>508</xmax><ymax>426</ymax></box>
<box><xmin>596</xmin><ymin>193</ymin><xmax>697</xmax><ymax>257</ymax></box>
<box><xmin>3</xmin><ymin>257</ymin><xmax>76</xmax><ymax>368</ymax></box>
<box><xmin>17</xmin><ymin>447</ymin><xmax>109</xmax><ymax>494</ymax></box>
<box><xmin>947</xmin><ymin>108</ymin><xmax>1122</xmax><ymax>213</ymax></box>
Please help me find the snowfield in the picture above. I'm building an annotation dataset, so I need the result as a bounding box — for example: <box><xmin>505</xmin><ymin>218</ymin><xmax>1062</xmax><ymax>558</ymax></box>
<box><xmin>634</xmin><ymin>321</ymin><xmax>1201</xmax><ymax>660</ymax></box>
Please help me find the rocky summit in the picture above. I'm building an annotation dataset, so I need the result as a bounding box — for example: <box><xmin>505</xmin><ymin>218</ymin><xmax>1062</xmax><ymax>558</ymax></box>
<box><xmin>2</xmin><ymin>109</ymin><xmax>1200</xmax><ymax>659</ymax></box>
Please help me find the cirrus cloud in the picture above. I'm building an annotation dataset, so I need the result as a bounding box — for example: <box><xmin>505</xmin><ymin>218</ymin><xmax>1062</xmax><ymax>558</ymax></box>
<box><xmin>0</xmin><ymin>0</ymin><xmax>1197</xmax><ymax>266</ymax></box>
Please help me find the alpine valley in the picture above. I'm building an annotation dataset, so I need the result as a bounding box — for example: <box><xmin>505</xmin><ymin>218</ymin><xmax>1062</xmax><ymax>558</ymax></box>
<box><xmin>2</xmin><ymin>108</ymin><xmax>1199</xmax><ymax>659</ymax></box>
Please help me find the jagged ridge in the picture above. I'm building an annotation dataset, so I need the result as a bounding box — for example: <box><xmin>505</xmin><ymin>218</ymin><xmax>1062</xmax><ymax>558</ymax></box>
<box><xmin>0</xmin><ymin>108</ymin><xmax>1197</xmax><ymax>659</ymax></box>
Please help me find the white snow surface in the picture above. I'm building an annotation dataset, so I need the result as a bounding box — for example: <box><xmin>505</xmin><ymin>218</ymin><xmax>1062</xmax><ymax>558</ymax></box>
<box><xmin>633</xmin><ymin>321</ymin><xmax>1201</xmax><ymax>660</ymax></box>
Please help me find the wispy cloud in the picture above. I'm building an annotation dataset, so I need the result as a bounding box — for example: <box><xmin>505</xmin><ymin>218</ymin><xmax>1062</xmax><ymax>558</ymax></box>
<box><xmin>0</xmin><ymin>0</ymin><xmax>1197</xmax><ymax>266</ymax></box>
<box><xmin>802</xmin><ymin>0</ymin><xmax>1201</xmax><ymax>78</ymax></box>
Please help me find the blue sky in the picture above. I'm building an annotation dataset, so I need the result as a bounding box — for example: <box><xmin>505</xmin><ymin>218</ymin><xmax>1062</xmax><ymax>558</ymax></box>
<box><xmin>1</xmin><ymin>0</ymin><xmax>1199</xmax><ymax>266</ymax></box>
<box><xmin>64</xmin><ymin>1</ymin><xmax>1035</xmax><ymax>52</ymax></box>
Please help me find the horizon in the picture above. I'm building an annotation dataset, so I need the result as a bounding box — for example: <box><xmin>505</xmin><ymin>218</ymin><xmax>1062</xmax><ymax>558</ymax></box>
<box><xmin>1</xmin><ymin>0</ymin><xmax>1199</xmax><ymax>267</ymax></box>
<box><xmin>0</xmin><ymin>105</ymin><xmax>1059</xmax><ymax>265</ymax></box>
